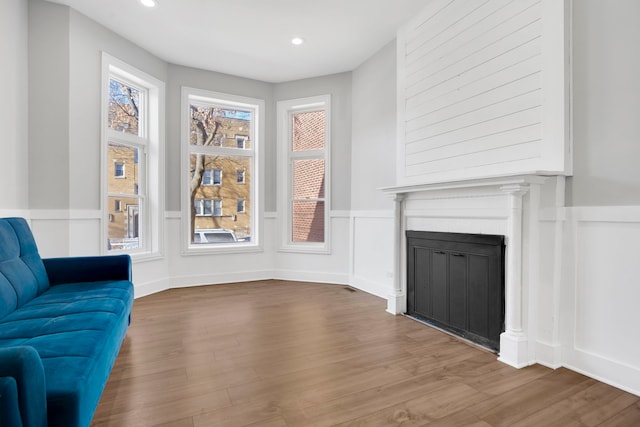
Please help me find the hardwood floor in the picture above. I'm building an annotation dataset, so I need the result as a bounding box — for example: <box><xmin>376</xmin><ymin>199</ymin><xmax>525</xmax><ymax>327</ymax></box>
<box><xmin>92</xmin><ymin>280</ymin><xmax>640</xmax><ymax>426</ymax></box>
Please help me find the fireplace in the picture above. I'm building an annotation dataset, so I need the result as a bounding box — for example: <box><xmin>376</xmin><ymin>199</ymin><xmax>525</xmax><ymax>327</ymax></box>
<box><xmin>382</xmin><ymin>175</ymin><xmax>561</xmax><ymax>368</ymax></box>
<box><xmin>406</xmin><ymin>230</ymin><xmax>505</xmax><ymax>352</ymax></box>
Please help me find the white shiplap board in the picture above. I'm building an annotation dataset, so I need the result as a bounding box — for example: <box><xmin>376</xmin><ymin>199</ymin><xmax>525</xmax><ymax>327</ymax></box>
<box><xmin>397</xmin><ymin>0</ymin><xmax>571</xmax><ymax>185</ymax></box>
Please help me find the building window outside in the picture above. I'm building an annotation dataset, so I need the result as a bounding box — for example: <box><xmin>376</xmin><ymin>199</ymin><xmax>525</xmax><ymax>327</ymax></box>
<box><xmin>277</xmin><ymin>95</ymin><xmax>331</xmax><ymax>253</ymax></box>
<box><xmin>237</xmin><ymin>199</ymin><xmax>245</xmax><ymax>214</ymax></box>
<box><xmin>183</xmin><ymin>88</ymin><xmax>263</xmax><ymax>249</ymax></box>
<box><xmin>237</xmin><ymin>169</ymin><xmax>245</xmax><ymax>184</ymax></box>
<box><xmin>203</xmin><ymin>168</ymin><xmax>222</xmax><ymax>186</ymax></box>
<box><xmin>103</xmin><ymin>54</ymin><xmax>164</xmax><ymax>255</ymax></box>
<box><xmin>195</xmin><ymin>199</ymin><xmax>212</xmax><ymax>216</ymax></box>
<box><xmin>114</xmin><ymin>162</ymin><xmax>125</xmax><ymax>178</ymax></box>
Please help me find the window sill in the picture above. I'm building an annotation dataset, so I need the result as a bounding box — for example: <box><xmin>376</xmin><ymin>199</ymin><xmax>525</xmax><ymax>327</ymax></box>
<box><xmin>182</xmin><ymin>242</ymin><xmax>264</xmax><ymax>256</ymax></box>
<box><xmin>278</xmin><ymin>244</ymin><xmax>331</xmax><ymax>255</ymax></box>
<box><xmin>106</xmin><ymin>250</ymin><xmax>164</xmax><ymax>263</ymax></box>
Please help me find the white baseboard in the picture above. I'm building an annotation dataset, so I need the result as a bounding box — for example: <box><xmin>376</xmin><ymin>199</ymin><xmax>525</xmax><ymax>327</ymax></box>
<box><xmin>273</xmin><ymin>269</ymin><xmax>349</xmax><ymax>285</ymax></box>
<box><xmin>349</xmin><ymin>274</ymin><xmax>389</xmax><ymax>299</ymax></box>
<box><xmin>170</xmin><ymin>270</ymin><xmax>275</xmax><ymax>289</ymax></box>
<box><xmin>564</xmin><ymin>349</ymin><xmax>640</xmax><ymax>397</ymax></box>
<box><xmin>534</xmin><ymin>341</ymin><xmax>563</xmax><ymax>369</ymax></box>
<box><xmin>498</xmin><ymin>332</ymin><xmax>533</xmax><ymax>369</ymax></box>
<box><xmin>134</xmin><ymin>278</ymin><xmax>171</xmax><ymax>299</ymax></box>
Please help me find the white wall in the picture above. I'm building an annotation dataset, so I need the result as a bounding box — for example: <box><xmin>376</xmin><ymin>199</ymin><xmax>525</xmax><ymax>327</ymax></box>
<box><xmin>28</xmin><ymin>0</ymin><xmax>70</xmax><ymax>212</ymax></box>
<box><xmin>351</xmin><ymin>41</ymin><xmax>397</xmax><ymax>211</ymax></box>
<box><xmin>348</xmin><ymin>41</ymin><xmax>398</xmax><ymax>298</ymax></box>
<box><xmin>555</xmin><ymin>0</ymin><xmax>640</xmax><ymax>395</ymax></box>
<box><xmin>0</xmin><ymin>0</ymin><xmax>29</xmax><ymax>215</ymax></box>
<box><xmin>567</xmin><ymin>0</ymin><xmax>640</xmax><ymax>206</ymax></box>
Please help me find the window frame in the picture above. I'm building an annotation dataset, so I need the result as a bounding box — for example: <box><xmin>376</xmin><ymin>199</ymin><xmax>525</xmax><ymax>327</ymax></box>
<box><xmin>181</xmin><ymin>87</ymin><xmax>264</xmax><ymax>254</ymax></box>
<box><xmin>101</xmin><ymin>53</ymin><xmax>165</xmax><ymax>259</ymax></box>
<box><xmin>277</xmin><ymin>95</ymin><xmax>331</xmax><ymax>254</ymax></box>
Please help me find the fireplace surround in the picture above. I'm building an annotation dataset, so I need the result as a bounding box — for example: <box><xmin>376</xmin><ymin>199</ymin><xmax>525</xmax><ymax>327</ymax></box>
<box><xmin>383</xmin><ymin>174</ymin><xmax>562</xmax><ymax>368</ymax></box>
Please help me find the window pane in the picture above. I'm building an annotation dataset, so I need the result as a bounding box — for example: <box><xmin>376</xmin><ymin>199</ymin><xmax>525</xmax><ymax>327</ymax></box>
<box><xmin>293</xmin><ymin>159</ymin><xmax>325</xmax><ymax>199</ymax></box>
<box><xmin>292</xmin><ymin>200</ymin><xmax>325</xmax><ymax>243</ymax></box>
<box><xmin>108</xmin><ymin>143</ymin><xmax>139</xmax><ymax>194</ymax></box>
<box><xmin>213</xmin><ymin>200</ymin><xmax>222</xmax><ymax>216</ymax></box>
<box><xmin>107</xmin><ymin>196</ymin><xmax>141</xmax><ymax>250</ymax></box>
<box><xmin>108</xmin><ymin>79</ymin><xmax>140</xmax><ymax>135</ymax></box>
<box><xmin>292</xmin><ymin>111</ymin><xmax>325</xmax><ymax>152</ymax></box>
<box><xmin>202</xmin><ymin>169</ymin><xmax>212</xmax><ymax>185</ymax></box>
<box><xmin>190</xmin><ymin>103</ymin><xmax>251</xmax><ymax>150</ymax></box>
<box><xmin>189</xmin><ymin>154</ymin><xmax>251</xmax><ymax>242</ymax></box>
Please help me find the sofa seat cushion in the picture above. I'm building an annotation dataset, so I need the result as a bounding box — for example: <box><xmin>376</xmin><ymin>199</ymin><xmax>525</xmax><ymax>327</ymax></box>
<box><xmin>0</xmin><ymin>280</ymin><xmax>134</xmax><ymax>427</ymax></box>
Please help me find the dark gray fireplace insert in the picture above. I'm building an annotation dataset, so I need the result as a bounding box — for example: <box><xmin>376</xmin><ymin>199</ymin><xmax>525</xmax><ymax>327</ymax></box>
<box><xmin>406</xmin><ymin>231</ymin><xmax>505</xmax><ymax>352</ymax></box>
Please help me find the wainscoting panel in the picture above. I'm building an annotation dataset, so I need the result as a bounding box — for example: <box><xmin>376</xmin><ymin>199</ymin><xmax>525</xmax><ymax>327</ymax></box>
<box><xmin>563</xmin><ymin>206</ymin><xmax>640</xmax><ymax>396</ymax></box>
<box><xmin>274</xmin><ymin>213</ymin><xmax>350</xmax><ymax>285</ymax></box>
<box><xmin>349</xmin><ymin>212</ymin><xmax>394</xmax><ymax>298</ymax></box>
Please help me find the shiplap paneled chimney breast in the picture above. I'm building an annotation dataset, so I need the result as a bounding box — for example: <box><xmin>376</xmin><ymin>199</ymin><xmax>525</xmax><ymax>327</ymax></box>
<box><xmin>396</xmin><ymin>0</ymin><xmax>571</xmax><ymax>186</ymax></box>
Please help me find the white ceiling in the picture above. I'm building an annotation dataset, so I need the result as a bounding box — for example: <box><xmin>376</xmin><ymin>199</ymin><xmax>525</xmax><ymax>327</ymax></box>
<box><xmin>47</xmin><ymin>0</ymin><xmax>427</xmax><ymax>83</ymax></box>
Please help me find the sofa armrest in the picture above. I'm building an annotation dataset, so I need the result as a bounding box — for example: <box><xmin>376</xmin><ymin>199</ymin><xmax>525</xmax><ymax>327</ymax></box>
<box><xmin>43</xmin><ymin>254</ymin><xmax>132</xmax><ymax>285</ymax></box>
<box><xmin>0</xmin><ymin>347</ymin><xmax>47</xmax><ymax>427</ymax></box>
<box><xmin>0</xmin><ymin>377</ymin><xmax>21</xmax><ymax>427</ymax></box>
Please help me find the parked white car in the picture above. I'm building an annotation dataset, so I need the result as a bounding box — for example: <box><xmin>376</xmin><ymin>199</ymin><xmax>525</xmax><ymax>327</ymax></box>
<box><xmin>193</xmin><ymin>229</ymin><xmax>237</xmax><ymax>243</ymax></box>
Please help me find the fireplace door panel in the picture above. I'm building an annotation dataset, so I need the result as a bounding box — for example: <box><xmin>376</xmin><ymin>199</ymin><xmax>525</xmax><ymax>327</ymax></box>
<box><xmin>407</xmin><ymin>231</ymin><xmax>504</xmax><ymax>352</ymax></box>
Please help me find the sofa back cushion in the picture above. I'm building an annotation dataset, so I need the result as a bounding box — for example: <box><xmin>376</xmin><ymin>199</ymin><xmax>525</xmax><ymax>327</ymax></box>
<box><xmin>0</xmin><ymin>218</ymin><xmax>50</xmax><ymax>319</ymax></box>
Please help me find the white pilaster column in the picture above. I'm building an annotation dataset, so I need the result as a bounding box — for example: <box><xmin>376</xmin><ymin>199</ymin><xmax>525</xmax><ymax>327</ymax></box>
<box><xmin>387</xmin><ymin>193</ymin><xmax>406</xmax><ymax>315</ymax></box>
<box><xmin>498</xmin><ymin>184</ymin><xmax>530</xmax><ymax>368</ymax></box>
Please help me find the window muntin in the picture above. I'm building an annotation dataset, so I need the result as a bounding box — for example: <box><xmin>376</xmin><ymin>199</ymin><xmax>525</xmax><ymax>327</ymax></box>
<box><xmin>277</xmin><ymin>95</ymin><xmax>331</xmax><ymax>252</ymax></box>
<box><xmin>184</xmin><ymin>89</ymin><xmax>262</xmax><ymax>250</ymax></box>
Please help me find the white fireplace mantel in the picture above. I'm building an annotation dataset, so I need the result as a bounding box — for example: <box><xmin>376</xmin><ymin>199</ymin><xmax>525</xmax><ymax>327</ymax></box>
<box><xmin>381</xmin><ymin>174</ymin><xmax>555</xmax><ymax>368</ymax></box>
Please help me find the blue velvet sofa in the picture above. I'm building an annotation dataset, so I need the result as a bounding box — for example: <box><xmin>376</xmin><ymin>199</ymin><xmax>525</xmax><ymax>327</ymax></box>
<box><xmin>0</xmin><ymin>218</ymin><xmax>134</xmax><ymax>427</ymax></box>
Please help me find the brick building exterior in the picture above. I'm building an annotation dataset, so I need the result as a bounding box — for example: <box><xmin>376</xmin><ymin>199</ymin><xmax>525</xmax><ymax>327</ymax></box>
<box><xmin>190</xmin><ymin>117</ymin><xmax>252</xmax><ymax>241</ymax></box>
<box><xmin>292</xmin><ymin>111</ymin><xmax>326</xmax><ymax>243</ymax></box>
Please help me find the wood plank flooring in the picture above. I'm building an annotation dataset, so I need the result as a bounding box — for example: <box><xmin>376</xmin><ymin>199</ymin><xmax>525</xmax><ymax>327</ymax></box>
<box><xmin>91</xmin><ymin>280</ymin><xmax>640</xmax><ymax>426</ymax></box>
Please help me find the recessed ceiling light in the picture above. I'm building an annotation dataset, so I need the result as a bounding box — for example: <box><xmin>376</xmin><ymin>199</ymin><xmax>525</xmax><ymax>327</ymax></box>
<box><xmin>291</xmin><ymin>37</ymin><xmax>304</xmax><ymax>46</ymax></box>
<box><xmin>140</xmin><ymin>0</ymin><xmax>158</xmax><ymax>7</ymax></box>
